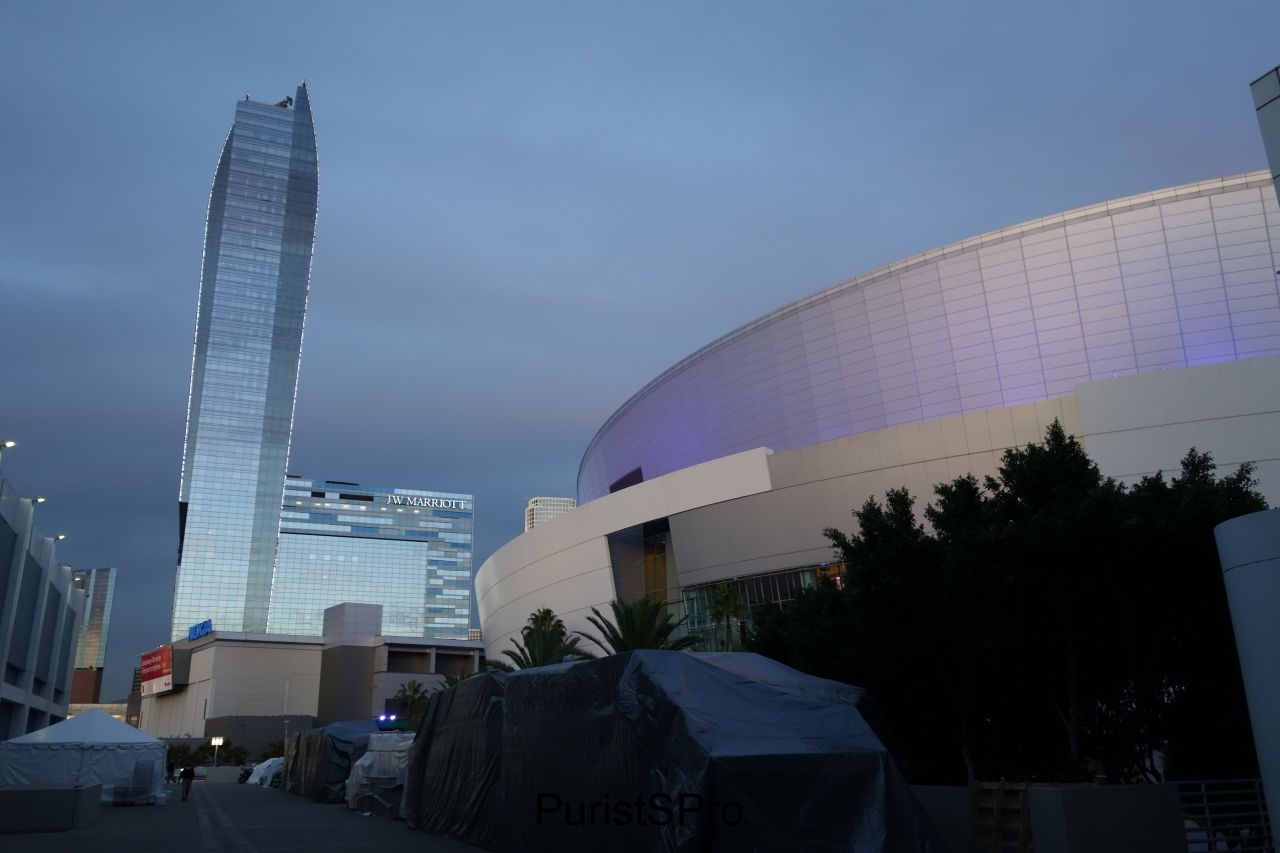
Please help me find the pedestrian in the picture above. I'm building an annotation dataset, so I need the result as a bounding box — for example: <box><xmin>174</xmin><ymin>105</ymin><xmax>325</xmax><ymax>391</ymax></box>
<box><xmin>180</xmin><ymin>765</ymin><xmax>195</xmax><ymax>801</ymax></box>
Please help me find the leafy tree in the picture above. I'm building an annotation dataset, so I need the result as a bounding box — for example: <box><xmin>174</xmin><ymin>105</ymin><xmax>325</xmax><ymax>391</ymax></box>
<box><xmin>578</xmin><ymin>598</ymin><xmax>699</xmax><ymax>654</ymax></box>
<box><xmin>750</xmin><ymin>579</ymin><xmax>858</xmax><ymax>685</ymax></box>
<box><xmin>751</xmin><ymin>420</ymin><xmax>1268</xmax><ymax>785</ymax></box>
<box><xmin>394</xmin><ymin>679</ymin><xmax>432</xmax><ymax>729</ymax></box>
<box><xmin>1122</xmin><ymin>450</ymin><xmax>1266</xmax><ymax>779</ymax></box>
<box><xmin>260</xmin><ymin>739</ymin><xmax>285</xmax><ymax>761</ymax></box>
<box><xmin>707</xmin><ymin>583</ymin><xmax>747</xmax><ymax>650</ymax></box>
<box><xmin>222</xmin><ymin>744</ymin><xmax>249</xmax><ymax>766</ymax></box>
<box><xmin>490</xmin><ymin>607</ymin><xmax>595</xmax><ymax>670</ymax></box>
<box><xmin>167</xmin><ymin>743</ymin><xmax>196</xmax><ymax>770</ymax></box>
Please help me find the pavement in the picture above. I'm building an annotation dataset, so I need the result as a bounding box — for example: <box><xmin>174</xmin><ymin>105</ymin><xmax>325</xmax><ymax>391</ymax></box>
<box><xmin>2</xmin><ymin>779</ymin><xmax>485</xmax><ymax>853</ymax></box>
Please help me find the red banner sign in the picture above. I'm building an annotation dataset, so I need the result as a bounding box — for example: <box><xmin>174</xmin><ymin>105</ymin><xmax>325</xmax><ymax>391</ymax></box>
<box><xmin>140</xmin><ymin>645</ymin><xmax>173</xmax><ymax>696</ymax></box>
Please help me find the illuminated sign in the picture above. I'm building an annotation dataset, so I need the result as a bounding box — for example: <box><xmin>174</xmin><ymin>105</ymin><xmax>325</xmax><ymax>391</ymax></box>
<box><xmin>140</xmin><ymin>645</ymin><xmax>174</xmax><ymax>697</ymax></box>
<box><xmin>187</xmin><ymin>619</ymin><xmax>214</xmax><ymax>641</ymax></box>
<box><xmin>385</xmin><ymin>495</ymin><xmax>468</xmax><ymax>510</ymax></box>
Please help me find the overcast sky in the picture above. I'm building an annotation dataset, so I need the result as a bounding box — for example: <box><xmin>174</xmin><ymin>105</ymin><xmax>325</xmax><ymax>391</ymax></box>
<box><xmin>2</xmin><ymin>1</ymin><xmax>1277</xmax><ymax>699</ymax></box>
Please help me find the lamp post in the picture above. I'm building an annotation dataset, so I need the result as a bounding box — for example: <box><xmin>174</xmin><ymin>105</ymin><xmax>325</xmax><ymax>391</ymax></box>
<box><xmin>211</xmin><ymin>736</ymin><xmax>224</xmax><ymax>767</ymax></box>
<box><xmin>0</xmin><ymin>439</ymin><xmax>14</xmax><ymax>466</ymax></box>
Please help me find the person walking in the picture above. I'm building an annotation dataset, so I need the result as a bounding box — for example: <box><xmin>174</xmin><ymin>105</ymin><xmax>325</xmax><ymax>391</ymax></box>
<box><xmin>179</xmin><ymin>765</ymin><xmax>195</xmax><ymax>801</ymax></box>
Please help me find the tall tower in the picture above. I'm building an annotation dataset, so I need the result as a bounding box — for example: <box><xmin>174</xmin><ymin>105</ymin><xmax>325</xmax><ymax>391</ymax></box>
<box><xmin>172</xmin><ymin>84</ymin><xmax>319</xmax><ymax>639</ymax></box>
<box><xmin>71</xmin><ymin>566</ymin><xmax>115</xmax><ymax>703</ymax></box>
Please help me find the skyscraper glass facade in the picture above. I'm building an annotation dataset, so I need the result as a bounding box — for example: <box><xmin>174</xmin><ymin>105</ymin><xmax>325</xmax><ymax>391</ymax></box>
<box><xmin>71</xmin><ymin>567</ymin><xmax>115</xmax><ymax>669</ymax></box>
<box><xmin>269</xmin><ymin>478</ymin><xmax>474</xmax><ymax>638</ymax></box>
<box><xmin>172</xmin><ymin>85</ymin><xmax>319</xmax><ymax>640</ymax></box>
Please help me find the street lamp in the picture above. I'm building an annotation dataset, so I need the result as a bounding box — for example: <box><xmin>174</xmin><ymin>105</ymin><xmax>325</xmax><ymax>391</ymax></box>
<box><xmin>0</xmin><ymin>439</ymin><xmax>14</xmax><ymax>465</ymax></box>
<box><xmin>55</xmin><ymin>534</ymin><xmax>67</xmax><ymax>541</ymax></box>
<box><xmin>211</xmin><ymin>736</ymin><xmax>224</xmax><ymax>767</ymax></box>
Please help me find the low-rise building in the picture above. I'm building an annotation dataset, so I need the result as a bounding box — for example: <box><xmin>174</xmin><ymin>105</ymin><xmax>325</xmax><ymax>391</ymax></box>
<box><xmin>139</xmin><ymin>603</ymin><xmax>482</xmax><ymax>758</ymax></box>
<box><xmin>0</xmin><ymin>472</ymin><xmax>86</xmax><ymax>737</ymax></box>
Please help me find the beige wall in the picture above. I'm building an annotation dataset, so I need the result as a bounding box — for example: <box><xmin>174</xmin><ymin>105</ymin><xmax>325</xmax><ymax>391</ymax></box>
<box><xmin>1078</xmin><ymin>354</ymin><xmax>1280</xmax><ymax>505</ymax></box>
<box><xmin>672</xmin><ymin>397</ymin><xmax>1080</xmax><ymax>587</ymax></box>
<box><xmin>475</xmin><ymin>449</ymin><xmax>773</xmax><ymax>659</ymax></box>
<box><xmin>139</xmin><ymin>636</ymin><xmax>321</xmax><ymax>739</ymax></box>
<box><xmin>475</xmin><ymin>354</ymin><xmax>1280</xmax><ymax>663</ymax></box>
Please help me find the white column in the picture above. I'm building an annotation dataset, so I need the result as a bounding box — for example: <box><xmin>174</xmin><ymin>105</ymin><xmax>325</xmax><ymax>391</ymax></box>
<box><xmin>1216</xmin><ymin>508</ymin><xmax>1280</xmax><ymax>829</ymax></box>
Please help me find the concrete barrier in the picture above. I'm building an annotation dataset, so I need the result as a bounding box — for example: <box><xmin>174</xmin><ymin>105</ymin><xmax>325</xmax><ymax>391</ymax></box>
<box><xmin>909</xmin><ymin>783</ymin><xmax>1187</xmax><ymax>853</ymax></box>
<box><xmin>0</xmin><ymin>784</ymin><xmax>102</xmax><ymax>833</ymax></box>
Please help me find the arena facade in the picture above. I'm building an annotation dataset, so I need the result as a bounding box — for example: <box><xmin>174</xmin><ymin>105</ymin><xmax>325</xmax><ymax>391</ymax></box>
<box><xmin>477</xmin><ymin>171</ymin><xmax>1280</xmax><ymax>661</ymax></box>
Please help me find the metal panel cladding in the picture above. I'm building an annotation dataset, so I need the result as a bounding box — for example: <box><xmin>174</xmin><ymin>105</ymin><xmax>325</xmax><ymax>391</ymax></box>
<box><xmin>578</xmin><ymin>173</ymin><xmax>1280</xmax><ymax>502</ymax></box>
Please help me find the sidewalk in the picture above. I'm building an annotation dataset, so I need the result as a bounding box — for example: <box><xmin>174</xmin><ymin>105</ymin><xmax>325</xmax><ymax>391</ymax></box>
<box><xmin>2</xmin><ymin>779</ymin><xmax>484</xmax><ymax>853</ymax></box>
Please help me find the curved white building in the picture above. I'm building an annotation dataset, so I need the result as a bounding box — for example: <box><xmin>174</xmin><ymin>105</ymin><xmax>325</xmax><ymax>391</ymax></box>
<box><xmin>478</xmin><ymin>172</ymin><xmax>1280</xmax><ymax>662</ymax></box>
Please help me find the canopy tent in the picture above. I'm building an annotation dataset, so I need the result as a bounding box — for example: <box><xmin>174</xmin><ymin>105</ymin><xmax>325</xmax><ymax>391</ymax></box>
<box><xmin>0</xmin><ymin>708</ymin><xmax>168</xmax><ymax>804</ymax></box>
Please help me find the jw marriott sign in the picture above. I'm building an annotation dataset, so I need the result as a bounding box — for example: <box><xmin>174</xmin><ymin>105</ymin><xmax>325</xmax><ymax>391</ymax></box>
<box><xmin>385</xmin><ymin>495</ymin><xmax>469</xmax><ymax>510</ymax></box>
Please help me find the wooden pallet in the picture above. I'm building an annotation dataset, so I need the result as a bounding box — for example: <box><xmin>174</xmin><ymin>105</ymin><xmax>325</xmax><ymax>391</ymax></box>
<box><xmin>970</xmin><ymin>781</ymin><xmax>1033</xmax><ymax>853</ymax></box>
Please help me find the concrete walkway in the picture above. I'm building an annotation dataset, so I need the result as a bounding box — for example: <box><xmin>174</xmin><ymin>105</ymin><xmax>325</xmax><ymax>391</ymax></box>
<box><xmin>2</xmin><ymin>780</ymin><xmax>485</xmax><ymax>853</ymax></box>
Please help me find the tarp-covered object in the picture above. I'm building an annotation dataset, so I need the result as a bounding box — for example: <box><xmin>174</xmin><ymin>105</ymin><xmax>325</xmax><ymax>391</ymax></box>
<box><xmin>283</xmin><ymin>731</ymin><xmax>307</xmax><ymax>796</ymax></box>
<box><xmin>345</xmin><ymin>731</ymin><xmax>414</xmax><ymax>816</ymax></box>
<box><xmin>404</xmin><ymin>672</ymin><xmax>506</xmax><ymax>847</ymax></box>
<box><xmin>0</xmin><ymin>708</ymin><xmax>168</xmax><ymax>805</ymax></box>
<box><xmin>293</xmin><ymin>719</ymin><xmax>378</xmax><ymax>803</ymax></box>
<box><xmin>406</xmin><ymin>652</ymin><xmax>947</xmax><ymax>853</ymax></box>
<box><xmin>247</xmin><ymin>756</ymin><xmax>283</xmax><ymax>786</ymax></box>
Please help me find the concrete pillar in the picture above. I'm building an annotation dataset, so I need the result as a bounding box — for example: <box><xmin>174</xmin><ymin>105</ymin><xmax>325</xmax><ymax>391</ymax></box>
<box><xmin>1215</xmin><ymin>508</ymin><xmax>1280</xmax><ymax>828</ymax></box>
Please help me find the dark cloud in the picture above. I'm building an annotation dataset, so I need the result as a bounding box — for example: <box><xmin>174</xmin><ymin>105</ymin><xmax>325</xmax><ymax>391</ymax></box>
<box><xmin>2</xmin><ymin>0</ymin><xmax>1277</xmax><ymax>698</ymax></box>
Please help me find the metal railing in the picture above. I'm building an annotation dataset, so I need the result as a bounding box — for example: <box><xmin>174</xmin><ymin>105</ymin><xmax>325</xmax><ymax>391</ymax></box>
<box><xmin>1179</xmin><ymin>779</ymin><xmax>1273</xmax><ymax>852</ymax></box>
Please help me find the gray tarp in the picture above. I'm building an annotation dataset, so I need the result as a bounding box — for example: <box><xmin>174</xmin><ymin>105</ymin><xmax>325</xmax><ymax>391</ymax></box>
<box><xmin>405</xmin><ymin>651</ymin><xmax>946</xmax><ymax>852</ymax></box>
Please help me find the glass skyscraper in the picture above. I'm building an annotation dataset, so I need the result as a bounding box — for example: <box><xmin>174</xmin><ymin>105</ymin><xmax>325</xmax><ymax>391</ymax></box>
<box><xmin>172</xmin><ymin>84</ymin><xmax>319</xmax><ymax>640</ymax></box>
<box><xmin>269</xmin><ymin>478</ymin><xmax>475</xmax><ymax>638</ymax></box>
<box><xmin>71</xmin><ymin>567</ymin><xmax>115</xmax><ymax>669</ymax></box>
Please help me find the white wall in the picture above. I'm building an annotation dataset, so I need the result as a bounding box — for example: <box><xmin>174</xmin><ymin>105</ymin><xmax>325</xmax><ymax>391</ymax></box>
<box><xmin>138</xmin><ymin>636</ymin><xmax>321</xmax><ymax>739</ymax></box>
<box><xmin>475</xmin><ymin>449</ymin><xmax>773</xmax><ymax>660</ymax></box>
<box><xmin>475</xmin><ymin>354</ymin><xmax>1280</xmax><ymax>663</ymax></box>
<box><xmin>1078</xmin><ymin>354</ymin><xmax>1280</xmax><ymax>504</ymax></box>
<box><xmin>672</xmin><ymin>398</ymin><xmax>1081</xmax><ymax>587</ymax></box>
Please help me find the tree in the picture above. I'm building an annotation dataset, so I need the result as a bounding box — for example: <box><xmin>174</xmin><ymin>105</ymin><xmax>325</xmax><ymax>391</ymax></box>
<box><xmin>490</xmin><ymin>607</ymin><xmax>595</xmax><ymax>670</ymax></box>
<box><xmin>1122</xmin><ymin>450</ymin><xmax>1267</xmax><ymax>780</ymax></box>
<box><xmin>260</xmin><ymin>739</ymin><xmax>285</xmax><ymax>761</ymax></box>
<box><xmin>444</xmin><ymin>671</ymin><xmax>472</xmax><ymax>688</ymax></box>
<box><xmin>168</xmin><ymin>743</ymin><xmax>196</xmax><ymax>770</ymax></box>
<box><xmin>222</xmin><ymin>744</ymin><xmax>249</xmax><ymax>766</ymax></box>
<box><xmin>578</xmin><ymin>598</ymin><xmax>698</xmax><ymax>655</ymax></box>
<box><xmin>751</xmin><ymin>421</ymin><xmax>1268</xmax><ymax>784</ymax></box>
<box><xmin>707</xmin><ymin>583</ymin><xmax>747</xmax><ymax>651</ymax></box>
<box><xmin>393</xmin><ymin>679</ymin><xmax>431</xmax><ymax>729</ymax></box>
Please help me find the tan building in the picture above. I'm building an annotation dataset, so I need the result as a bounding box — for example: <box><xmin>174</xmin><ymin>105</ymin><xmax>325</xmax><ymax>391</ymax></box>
<box><xmin>139</xmin><ymin>603</ymin><xmax>482</xmax><ymax>757</ymax></box>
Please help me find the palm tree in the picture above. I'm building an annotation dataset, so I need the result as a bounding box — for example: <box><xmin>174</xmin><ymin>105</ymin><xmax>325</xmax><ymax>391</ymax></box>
<box><xmin>393</xmin><ymin>679</ymin><xmax>430</xmax><ymax>728</ymax></box>
<box><xmin>578</xmin><ymin>598</ymin><xmax>699</xmax><ymax>655</ymax></box>
<box><xmin>708</xmin><ymin>583</ymin><xmax>746</xmax><ymax>651</ymax></box>
<box><xmin>493</xmin><ymin>607</ymin><xmax>594</xmax><ymax>670</ymax></box>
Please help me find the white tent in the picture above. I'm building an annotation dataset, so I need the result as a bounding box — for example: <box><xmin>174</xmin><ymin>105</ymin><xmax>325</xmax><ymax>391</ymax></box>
<box><xmin>0</xmin><ymin>709</ymin><xmax>168</xmax><ymax>804</ymax></box>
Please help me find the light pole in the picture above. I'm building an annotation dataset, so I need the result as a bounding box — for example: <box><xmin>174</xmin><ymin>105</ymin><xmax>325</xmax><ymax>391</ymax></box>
<box><xmin>0</xmin><ymin>439</ymin><xmax>14</xmax><ymax>466</ymax></box>
<box><xmin>211</xmin><ymin>736</ymin><xmax>223</xmax><ymax>767</ymax></box>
